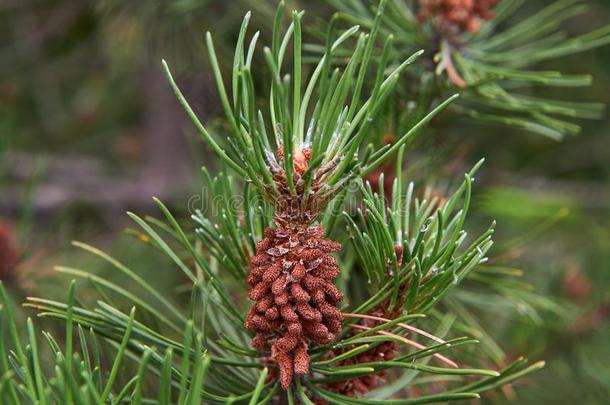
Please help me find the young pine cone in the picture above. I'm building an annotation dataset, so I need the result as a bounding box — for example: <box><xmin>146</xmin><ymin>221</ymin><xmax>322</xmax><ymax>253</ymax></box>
<box><xmin>245</xmin><ymin>224</ymin><xmax>343</xmax><ymax>389</ymax></box>
<box><xmin>325</xmin><ymin>340</ymin><xmax>400</xmax><ymax>397</ymax></box>
<box><xmin>418</xmin><ymin>0</ymin><xmax>498</xmax><ymax>34</ymax></box>
<box><xmin>322</xmin><ymin>305</ymin><xmax>401</xmax><ymax>398</ymax></box>
<box><xmin>323</xmin><ymin>245</ymin><xmax>404</xmax><ymax>398</ymax></box>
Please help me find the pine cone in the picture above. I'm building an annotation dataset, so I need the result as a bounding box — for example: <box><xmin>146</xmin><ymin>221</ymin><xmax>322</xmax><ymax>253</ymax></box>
<box><xmin>325</xmin><ymin>339</ymin><xmax>400</xmax><ymax>397</ymax></box>
<box><xmin>245</xmin><ymin>224</ymin><xmax>343</xmax><ymax>389</ymax></box>
<box><xmin>323</xmin><ymin>305</ymin><xmax>400</xmax><ymax>397</ymax></box>
<box><xmin>323</xmin><ymin>245</ymin><xmax>404</xmax><ymax>397</ymax></box>
<box><xmin>418</xmin><ymin>0</ymin><xmax>497</xmax><ymax>35</ymax></box>
<box><xmin>0</xmin><ymin>219</ymin><xmax>18</xmax><ymax>281</ymax></box>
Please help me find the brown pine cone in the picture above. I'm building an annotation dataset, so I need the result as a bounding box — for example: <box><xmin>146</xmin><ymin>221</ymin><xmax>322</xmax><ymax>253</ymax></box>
<box><xmin>324</xmin><ymin>339</ymin><xmax>400</xmax><ymax>397</ymax></box>
<box><xmin>323</xmin><ymin>306</ymin><xmax>400</xmax><ymax>397</ymax></box>
<box><xmin>0</xmin><ymin>219</ymin><xmax>19</xmax><ymax>281</ymax></box>
<box><xmin>245</xmin><ymin>224</ymin><xmax>343</xmax><ymax>389</ymax></box>
<box><xmin>418</xmin><ymin>0</ymin><xmax>498</xmax><ymax>34</ymax></box>
<box><xmin>322</xmin><ymin>245</ymin><xmax>404</xmax><ymax>397</ymax></box>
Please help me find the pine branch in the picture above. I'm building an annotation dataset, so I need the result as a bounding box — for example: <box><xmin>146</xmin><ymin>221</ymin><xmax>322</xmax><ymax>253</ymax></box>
<box><xmin>328</xmin><ymin>0</ymin><xmax>610</xmax><ymax>138</ymax></box>
<box><xmin>0</xmin><ymin>2</ymin><xmax>551</xmax><ymax>403</ymax></box>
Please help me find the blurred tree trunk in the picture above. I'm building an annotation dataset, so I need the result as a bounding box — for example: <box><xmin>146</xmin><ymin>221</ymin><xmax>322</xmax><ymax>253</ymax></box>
<box><xmin>0</xmin><ymin>65</ymin><xmax>199</xmax><ymax>224</ymax></box>
<box><xmin>137</xmin><ymin>63</ymin><xmax>194</xmax><ymax>201</ymax></box>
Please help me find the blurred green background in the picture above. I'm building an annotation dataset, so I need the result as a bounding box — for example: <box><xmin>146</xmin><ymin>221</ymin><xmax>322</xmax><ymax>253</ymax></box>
<box><xmin>1</xmin><ymin>0</ymin><xmax>609</xmax><ymax>403</ymax></box>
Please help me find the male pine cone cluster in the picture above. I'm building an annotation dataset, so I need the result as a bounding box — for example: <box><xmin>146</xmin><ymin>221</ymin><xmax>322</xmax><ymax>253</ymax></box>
<box><xmin>418</xmin><ymin>0</ymin><xmax>498</xmax><ymax>34</ymax></box>
<box><xmin>0</xmin><ymin>219</ymin><xmax>18</xmax><ymax>281</ymax></box>
<box><xmin>245</xmin><ymin>147</ymin><xmax>344</xmax><ymax>389</ymax></box>
<box><xmin>323</xmin><ymin>245</ymin><xmax>405</xmax><ymax>398</ymax></box>
<box><xmin>324</xmin><ymin>314</ymin><xmax>400</xmax><ymax>397</ymax></box>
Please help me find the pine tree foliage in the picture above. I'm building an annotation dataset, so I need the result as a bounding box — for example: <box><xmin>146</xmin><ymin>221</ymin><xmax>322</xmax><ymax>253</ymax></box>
<box><xmin>345</xmin><ymin>159</ymin><xmax>493</xmax><ymax>316</ymax></box>
<box><xmin>0</xmin><ymin>2</ymin><xmax>557</xmax><ymax>404</ymax></box>
<box><xmin>326</xmin><ymin>0</ymin><xmax>610</xmax><ymax>139</ymax></box>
